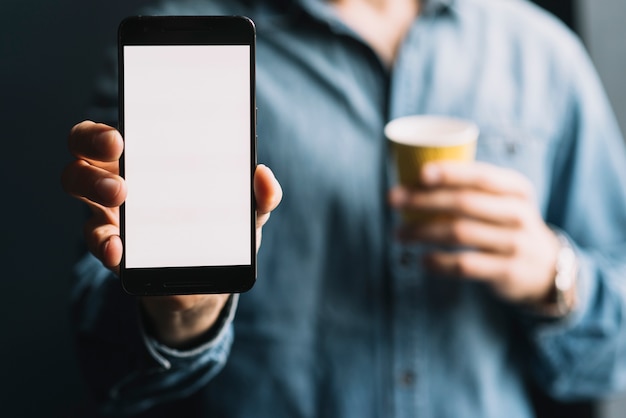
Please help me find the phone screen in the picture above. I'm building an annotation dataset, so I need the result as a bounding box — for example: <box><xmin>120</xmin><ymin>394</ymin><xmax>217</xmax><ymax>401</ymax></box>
<box><xmin>119</xmin><ymin>17</ymin><xmax>256</xmax><ymax>294</ymax></box>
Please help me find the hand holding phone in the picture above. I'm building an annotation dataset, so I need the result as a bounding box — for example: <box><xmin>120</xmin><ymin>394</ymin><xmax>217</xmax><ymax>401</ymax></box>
<box><xmin>62</xmin><ymin>16</ymin><xmax>278</xmax><ymax>346</ymax></box>
<box><xmin>63</xmin><ymin>120</ymin><xmax>282</xmax><ymax>346</ymax></box>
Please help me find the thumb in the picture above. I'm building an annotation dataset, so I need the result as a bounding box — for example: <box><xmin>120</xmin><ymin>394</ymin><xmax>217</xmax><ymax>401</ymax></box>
<box><xmin>254</xmin><ymin>164</ymin><xmax>282</xmax><ymax>217</ymax></box>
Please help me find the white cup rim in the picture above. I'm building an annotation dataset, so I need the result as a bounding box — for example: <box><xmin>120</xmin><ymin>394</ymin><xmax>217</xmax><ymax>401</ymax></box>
<box><xmin>385</xmin><ymin>115</ymin><xmax>479</xmax><ymax>147</ymax></box>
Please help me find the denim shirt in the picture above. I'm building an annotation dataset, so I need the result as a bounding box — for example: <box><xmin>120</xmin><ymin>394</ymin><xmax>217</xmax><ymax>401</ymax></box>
<box><xmin>73</xmin><ymin>0</ymin><xmax>626</xmax><ymax>416</ymax></box>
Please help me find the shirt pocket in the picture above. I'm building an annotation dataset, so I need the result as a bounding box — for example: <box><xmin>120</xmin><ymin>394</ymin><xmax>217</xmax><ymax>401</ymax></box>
<box><xmin>475</xmin><ymin>122</ymin><xmax>556</xmax><ymax>211</ymax></box>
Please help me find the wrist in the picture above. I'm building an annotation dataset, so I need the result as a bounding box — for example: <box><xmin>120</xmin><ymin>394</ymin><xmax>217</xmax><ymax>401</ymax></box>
<box><xmin>140</xmin><ymin>294</ymin><xmax>231</xmax><ymax>349</ymax></box>
<box><xmin>534</xmin><ymin>230</ymin><xmax>579</xmax><ymax>317</ymax></box>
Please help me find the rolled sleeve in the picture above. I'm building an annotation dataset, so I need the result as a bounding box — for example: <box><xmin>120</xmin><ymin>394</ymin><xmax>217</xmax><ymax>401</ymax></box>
<box><xmin>516</xmin><ymin>30</ymin><xmax>626</xmax><ymax>400</ymax></box>
<box><xmin>141</xmin><ymin>294</ymin><xmax>239</xmax><ymax>370</ymax></box>
<box><xmin>72</xmin><ymin>253</ymin><xmax>238</xmax><ymax>416</ymax></box>
<box><xmin>523</xmin><ymin>247</ymin><xmax>626</xmax><ymax>400</ymax></box>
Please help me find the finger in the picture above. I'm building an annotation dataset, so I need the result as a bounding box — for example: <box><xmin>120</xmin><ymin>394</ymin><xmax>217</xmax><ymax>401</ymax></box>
<box><xmin>84</xmin><ymin>219</ymin><xmax>122</xmax><ymax>273</ymax></box>
<box><xmin>423</xmin><ymin>250</ymin><xmax>552</xmax><ymax>303</ymax></box>
<box><xmin>404</xmin><ymin>218</ymin><xmax>519</xmax><ymax>254</ymax></box>
<box><xmin>390</xmin><ymin>186</ymin><xmax>529</xmax><ymax>226</ymax></box>
<box><xmin>102</xmin><ymin>235</ymin><xmax>123</xmax><ymax>273</ymax></box>
<box><xmin>62</xmin><ymin>160</ymin><xmax>127</xmax><ymax>208</ymax></box>
<box><xmin>421</xmin><ymin>161</ymin><xmax>534</xmax><ymax>199</ymax></box>
<box><xmin>68</xmin><ymin>121</ymin><xmax>123</xmax><ymax>169</ymax></box>
<box><xmin>254</xmin><ymin>164</ymin><xmax>283</xmax><ymax>221</ymax></box>
<box><xmin>424</xmin><ymin>250</ymin><xmax>510</xmax><ymax>284</ymax></box>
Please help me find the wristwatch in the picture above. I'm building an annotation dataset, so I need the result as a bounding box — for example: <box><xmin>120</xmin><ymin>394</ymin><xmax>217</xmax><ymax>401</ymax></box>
<box><xmin>547</xmin><ymin>231</ymin><xmax>579</xmax><ymax>317</ymax></box>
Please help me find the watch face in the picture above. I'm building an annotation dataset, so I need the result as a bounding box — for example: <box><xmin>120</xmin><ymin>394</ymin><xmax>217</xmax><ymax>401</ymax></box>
<box><xmin>552</xmin><ymin>234</ymin><xmax>578</xmax><ymax>316</ymax></box>
<box><xmin>555</xmin><ymin>245</ymin><xmax>576</xmax><ymax>291</ymax></box>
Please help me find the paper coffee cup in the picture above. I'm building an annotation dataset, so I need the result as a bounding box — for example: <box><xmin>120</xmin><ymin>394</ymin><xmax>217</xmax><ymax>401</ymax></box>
<box><xmin>385</xmin><ymin>115</ymin><xmax>479</xmax><ymax>223</ymax></box>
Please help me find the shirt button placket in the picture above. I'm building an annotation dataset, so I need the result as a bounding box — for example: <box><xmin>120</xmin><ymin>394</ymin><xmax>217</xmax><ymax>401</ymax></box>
<box><xmin>391</xmin><ymin>241</ymin><xmax>424</xmax><ymax>418</ymax></box>
<box><xmin>400</xmin><ymin>370</ymin><xmax>416</xmax><ymax>387</ymax></box>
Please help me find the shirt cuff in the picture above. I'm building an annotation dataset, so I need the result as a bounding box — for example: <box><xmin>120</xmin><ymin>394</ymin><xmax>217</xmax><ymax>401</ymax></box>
<box><xmin>528</xmin><ymin>247</ymin><xmax>593</xmax><ymax>336</ymax></box>
<box><xmin>140</xmin><ymin>294</ymin><xmax>239</xmax><ymax>370</ymax></box>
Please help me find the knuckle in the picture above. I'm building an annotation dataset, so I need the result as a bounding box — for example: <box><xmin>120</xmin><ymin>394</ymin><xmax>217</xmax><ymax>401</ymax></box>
<box><xmin>455</xmin><ymin>253</ymin><xmax>476</xmax><ymax>277</ymax></box>
<box><xmin>68</xmin><ymin>120</ymin><xmax>91</xmax><ymax>143</ymax></box>
<box><xmin>508</xmin><ymin>231</ymin><xmax>525</xmax><ymax>255</ymax></box>
<box><xmin>508</xmin><ymin>170</ymin><xmax>534</xmax><ymax>200</ymax></box>
<box><xmin>68</xmin><ymin>122</ymin><xmax>83</xmax><ymax>139</ymax></box>
<box><xmin>70</xmin><ymin>121</ymin><xmax>82</xmax><ymax>132</ymax></box>
<box><xmin>518</xmin><ymin>176</ymin><xmax>534</xmax><ymax>198</ymax></box>
<box><xmin>449</xmin><ymin>221</ymin><xmax>470</xmax><ymax>244</ymax></box>
<box><xmin>406</xmin><ymin>191</ymin><xmax>423</xmax><ymax>208</ymax></box>
<box><xmin>501</xmin><ymin>264</ymin><xmax>520</xmax><ymax>289</ymax></box>
<box><xmin>513</xmin><ymin>204</ymin><xmax>533</xmax><ymax>228</ymax></box>
<box><xmin>454</xmin><ymin>191</ymin><xmax>474</xmax><ymax>213</ymax></box>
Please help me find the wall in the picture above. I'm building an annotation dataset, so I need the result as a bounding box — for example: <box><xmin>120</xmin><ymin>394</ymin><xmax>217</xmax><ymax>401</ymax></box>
<box><xmin>579</xmin><ymin>0</ymin><xmax>626</xmax><ymax>138</ymax></box>
<box><xmin>578</xmin><ymin>1</ymin><xmax>626</xmax><ymax>416</ymax></box>
<box><xmin>0</xmin><ymin>1</ymin><xmax>151</xmax><ymax>415</ymax></box>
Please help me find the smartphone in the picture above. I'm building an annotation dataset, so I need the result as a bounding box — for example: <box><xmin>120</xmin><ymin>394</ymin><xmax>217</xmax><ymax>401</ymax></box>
<box><xmin>118</xmin><ymin>16</ymin><xmax>256</xmax><ymax>295</ymax></box>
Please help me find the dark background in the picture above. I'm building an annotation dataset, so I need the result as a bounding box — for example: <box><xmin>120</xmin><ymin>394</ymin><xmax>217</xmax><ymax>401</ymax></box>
<box><xmin>0</xmin><ymin>1</ymin><xmax>596</xmax><ymax>417</ymax></box>
<box><xmin>0</xmin><ymin>1</ymin><xmax>153</xmax><ymax>416</ymax></box>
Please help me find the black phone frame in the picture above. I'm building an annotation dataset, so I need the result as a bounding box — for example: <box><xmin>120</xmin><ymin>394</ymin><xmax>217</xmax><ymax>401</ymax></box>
<box><xmin>118</xmin><ymin>16</ymin><xmax>257</xmax><ymax>295</ymax></box>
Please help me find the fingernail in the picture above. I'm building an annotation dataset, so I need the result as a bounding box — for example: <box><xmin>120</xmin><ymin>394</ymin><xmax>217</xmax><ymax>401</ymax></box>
<box><xmin>422</xmin><ymin>164</ymin><xmax>441</xmax><ymax>185</ymax></box>
<box><xmin>95</xmin><ymin>177</ymin><xmax>120</xmax><ymax>200</ymax></box>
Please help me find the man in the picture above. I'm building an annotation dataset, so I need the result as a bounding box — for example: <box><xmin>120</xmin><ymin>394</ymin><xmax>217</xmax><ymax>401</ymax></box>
<box><xmin>62</xmin><ymin>0</ymin><xmax>626</xmax><ymax>416</ymax></box>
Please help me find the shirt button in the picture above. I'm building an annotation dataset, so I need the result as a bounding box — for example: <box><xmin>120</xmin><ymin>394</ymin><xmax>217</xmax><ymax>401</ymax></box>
<box><xmin>506</xmin><ymin>141</ymin><xmax>518</xmax><ymax>155</ymax></box>
<box><xmin>400</xmin><ymin>370</ymin><xmax>416</xmax><ymax>386</ymax></box>
<box><xmin>400</xmin><ymin>250</ymin><xmax>413</xmax><ymax>266</ymax></box>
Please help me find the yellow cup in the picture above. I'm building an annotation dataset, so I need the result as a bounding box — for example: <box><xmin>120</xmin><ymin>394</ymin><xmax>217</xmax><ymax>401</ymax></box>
<box><xmin>385</xmin><ymin>115</ymin><xmax>479</xmax><ymax>223</ymax></box>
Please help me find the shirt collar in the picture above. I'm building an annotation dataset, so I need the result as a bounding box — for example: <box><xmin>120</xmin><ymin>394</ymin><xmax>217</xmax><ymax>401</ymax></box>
<box><xmin>423</xmin><ymin>0</ymin><xmax>455</xmax><ymax>14</ymax></box>
<box><xmin>294</xmin><ymin>0</ymin><xmax>456</xmax><ymax>22</ymax></box>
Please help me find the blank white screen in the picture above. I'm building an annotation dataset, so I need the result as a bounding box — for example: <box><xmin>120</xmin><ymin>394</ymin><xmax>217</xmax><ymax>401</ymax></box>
<box><xmin>123</xmin><ymin>45</ymin><xmax>251</xmax><ymax>268</ymax></box>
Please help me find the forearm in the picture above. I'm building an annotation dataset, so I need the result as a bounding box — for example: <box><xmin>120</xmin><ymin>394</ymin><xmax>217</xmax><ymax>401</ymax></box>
<box><xmin>522</xmin><ymin>245</ymin><xmax>626</xmax><ymax>399</ymax></box>
<box><xmin>72</xmin><ymin>253</ymin><xmax>236</xmax><ymax>415</ymax></box>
